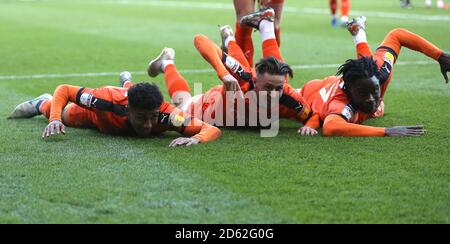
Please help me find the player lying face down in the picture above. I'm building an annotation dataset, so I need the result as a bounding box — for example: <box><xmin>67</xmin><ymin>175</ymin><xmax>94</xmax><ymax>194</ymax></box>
<box><xmin>9</xmin><ymin>77</ymin><xmax>221</xmax><ymax>147</ymax></box>
<box><xmin>190</xmin><ymin>8</ymin><xmax>311</xmax><ymax>130</ymax></box>
<box><xmin>338</xmin><ymin>57</ymin><xmax>381</xmax><ymax>115</ymax></box>
<box><xmin>298</xmin><ymin>17</ymin><xmax>449</xmax><ymax>137</ymax></box>
<box><xmin>253</xmin><ymin>57</ymin><xmax>291</xmax><ymax>96</ymax></box>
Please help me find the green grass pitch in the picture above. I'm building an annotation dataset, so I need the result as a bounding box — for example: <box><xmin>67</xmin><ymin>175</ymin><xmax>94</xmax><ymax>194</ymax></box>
<box><xmin>0</xmin><ymin>0</ymin><xmax>449</xmax><ymax>223</ymax></box>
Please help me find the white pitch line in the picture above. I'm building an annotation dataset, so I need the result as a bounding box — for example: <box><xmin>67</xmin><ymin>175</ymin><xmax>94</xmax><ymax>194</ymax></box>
<box><xmin>0</xmin><ymin>61</ymin><xmax>436</xmax><ymax>81</ymax></box>
<box><xmin>116</xmin><ymin>0</ymin><xmax>450</xmax><ymax>22</ymax></box>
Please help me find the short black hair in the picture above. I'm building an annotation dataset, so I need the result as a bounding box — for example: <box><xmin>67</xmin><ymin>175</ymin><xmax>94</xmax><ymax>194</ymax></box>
<box><xmin>337</xmin><ymin>56</ymin><xmax>379</xmax><ymax>89</ymax></box>
<box><xmin>255</xmin><ymin>56</ymin><xmax>294</xmax><ymax>78</ymax></box>
<box><xmin>127</xmin><ymin>82</ymin><xmax>163</xmax><ymax>110</ymax></box>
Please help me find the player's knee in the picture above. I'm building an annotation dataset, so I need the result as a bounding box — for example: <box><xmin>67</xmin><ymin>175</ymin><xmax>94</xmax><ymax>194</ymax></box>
<box><xmin>193</xmin><ymin>34</ymin><xmax>207</xmax><ymax>47</ymax></box>
<box><xmin>54</xmin><ymin>84</ymin><xmax>69</xmax><ymax>93</ymax></box>
<box><xmin>389</xmin><ymin>28</ymin><xmax>409</xmax><ymax>37</ymax></box>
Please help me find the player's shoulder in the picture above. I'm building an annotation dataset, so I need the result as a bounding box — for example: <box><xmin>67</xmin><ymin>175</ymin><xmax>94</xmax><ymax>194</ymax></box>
<box><xmin>97</xmin><ymin>86</ymin><xmax>128</xmax><ymax>103</ymax></box>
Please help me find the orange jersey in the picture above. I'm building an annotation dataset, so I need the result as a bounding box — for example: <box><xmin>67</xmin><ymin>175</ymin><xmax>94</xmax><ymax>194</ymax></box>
<box><xmin>300</xmin><ymin>46</ymin><xmax>399</xmax><ymax>126</ymax></box>
<box><xmin>49</xmin><ymin>85</ymin><xmax>221</xmax><ymax>142</ymax></box>
<box><xmin>192</xmin><ymin>35</ymin><xmax>310</xmax><ymax>125</ymax></box>
<box><xmin>301</xmin><ymin>76</ymin><xmax>372</xmax><ymax>125</ymax></box>
<box><xmin>186</xmin><ymin>83</ymin><xmax>311</xmax><ymax>126</ymax></box>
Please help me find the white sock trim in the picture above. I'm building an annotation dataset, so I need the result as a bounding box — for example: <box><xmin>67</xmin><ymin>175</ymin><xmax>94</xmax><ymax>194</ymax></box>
<box><xmin>259</xmin><ymin>19</ymin><xmax>276</xmax><ymax>42</ymax></box>
<box><xmin>224</xmin><ymin>36</ymin><xmax>236</xmax><ymax>49</ymax></box>
<box><xmin>354</xmin><ymin>29</ymin><xmax>367</xmax><ymax>46</ymax></box>
<box><xmin>162</xmin><ymin>60</ymin><xmax>174</xmax><ymax>71</ymax></box>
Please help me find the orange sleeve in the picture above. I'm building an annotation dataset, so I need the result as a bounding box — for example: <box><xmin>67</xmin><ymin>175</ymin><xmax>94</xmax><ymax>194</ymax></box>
<box><xmin>380</xmin><ymin>28</ymin><xmax>443</xmax><ymax>60</ymax></box>
<box><xmin>323</xmin><ymin>114</ymin><xmax>385</xmax><ymax>137</ymax></box>
<box><xmin>280</xmin><ymin>84</ymin><xmax>312</xmax><ymax>123</ymax></box>
<box><xmin>183</xmin><ymin>118</ymin><xmax>222</xmax><ymax>143</ymax></box>
<box><xmin>161</xmin><ymin>103</ymin><xmax>222</xmax><ymax>143</ymax></box>
<box><xmin>304</xmin><ymin>113</ymin><xmax>321</xmax><ymax>129</ymax></box>
<box><xmin>49</xmin><ymin>84</ymin><xmax>83</xmax><ymax>122</ymax></box>
<box><xmin>356</xmin><ymin>42</ymin><xmax>373</xmax><ymax>59</ymax></box>
<box><xmin>194</xmin><ymin>34</ymin><xmax>230</xmax><ymax>78</ymax></box>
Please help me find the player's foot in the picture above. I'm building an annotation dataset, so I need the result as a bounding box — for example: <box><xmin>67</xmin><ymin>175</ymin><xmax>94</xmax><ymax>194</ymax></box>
<box><xmin>347</xmin><ymin>16</ymin><xmax>367</xmax><ymax>36</ymax></box>
<box><xmin>331</xmin><ymin>16</ymin><xmax>338</xmax><ymax>27</ymax></box>
<box><xmin>9</xmin><ymin>93</ymin><xmax>52</xmax><ymax>119</ymax></box>
<box><xmin>219</xmin><ymin>25</ymin><xmax>234</xmax><ymax>52</ymax></box>
<box><xmin>147</xmin><ymin>47</ymin><xmax>175</xmax><ymax>77</ymax></box>
<box><xmin>240</xmin><ymin>8</ymin><xmax>275</xmax><ymax>30</ymax></box>
<box><xmin>119</xmin><ymin>71</ymin><xmax>132</xmax><ymax>87</ymax></box>
<box><xmin>340</xmin><ymin>16</ymin><xmax>349</xmax><ymax>28</ymax></box>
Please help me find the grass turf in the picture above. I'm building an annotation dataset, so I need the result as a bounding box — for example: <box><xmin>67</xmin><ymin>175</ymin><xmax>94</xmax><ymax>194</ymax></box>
<box><xmin>0</xmin><ymin>0</ymin><xmax>449</xmax><ymax>223</ymax></box>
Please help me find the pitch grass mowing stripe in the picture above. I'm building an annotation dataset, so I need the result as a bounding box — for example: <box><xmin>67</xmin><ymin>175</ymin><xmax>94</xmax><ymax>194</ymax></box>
<box><xmin>114</xmin><ymin>0</ymin><xmax>450</xmax><ymax>22</ymax></box>
<box><xmin>0</xmin><ymin>60</ymin><xmax>436</xmax><ymax>80</ymax></box>
<box><xmin>0</xmin><ymin>80</ymin><xmax>298</xmax><ymax>223</ymax></box>
<box><xmin>0</xmin><ymin>87</ymin><xmax>289</xmax><ymax>223</ymax></box>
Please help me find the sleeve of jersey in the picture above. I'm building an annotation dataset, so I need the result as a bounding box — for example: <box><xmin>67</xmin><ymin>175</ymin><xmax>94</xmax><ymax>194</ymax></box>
<box><xmin>184</xmin><ymin>118</ymin><xmax>222</xmax><ymax>143</ymax></box>
<box><xmin>356</xmin><ymin>42</ymin><xmax>373</xmax><ymax>59</ymax></box>
<box><xmin>323</xmin><ymin>114</ymin><xmax>385</xmax><ymax>137</ymax></box>
<box><xmin>160</xmin><ymin>104</ymin><xmax>222</xmax><ymax>143</ymax></box>
<box><xmin>223</xmin><ymin>52</ymin><xmax>254</xmax><ymax>84</ymax></box>
<box><xmin>49</xmin><ymin>84</ymin><xmax>84</xmax><ymax>122</ymax></box>
<box><xmin>280</xmin><ymin>85</ymin><xmax>311</xmax><ymax>123</ymax></box>
<box><xmin>304</xmin><ymin>113</ymin><xmax>321</xmax><ymax>129</ymax></box>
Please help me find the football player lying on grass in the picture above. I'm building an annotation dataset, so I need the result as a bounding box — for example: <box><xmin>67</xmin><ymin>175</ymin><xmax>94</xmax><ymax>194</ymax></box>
<box><xmin>297</xmin><ymin>16</ymin><xmax>450</xmax><ymax>136</ymax></box>
<box><xmin>8</xmin><ymin>77</ymin><xmax>221</xmax><ymax>147</ymax></box>
<box><xmin>142</xmin><ymin>8</ymin><xmax>311</xmax><ymax>133</ymax></box>
<box><xmin>167</xmin><ymin>8</ymin><xmax>310</xmax><ymax>129</ymax></box>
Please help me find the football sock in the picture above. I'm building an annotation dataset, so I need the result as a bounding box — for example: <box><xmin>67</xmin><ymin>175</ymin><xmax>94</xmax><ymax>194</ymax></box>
<box><xmin>235</xmin><ymin>21</ymin><xmax>254</xmax><ymax>67</ymax></box>
<box><xmin>164</xmin><ymin>64</ymin><xmax>191</xmax><ymax>98</ymax></box>
<box><xmin>381</xmin><ymin>28</ymin><xmax>443</xmax><ymax>60</ymax></box>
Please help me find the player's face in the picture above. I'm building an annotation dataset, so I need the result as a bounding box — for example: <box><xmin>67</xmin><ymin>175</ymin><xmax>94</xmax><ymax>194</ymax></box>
<box><xmin>349</xmin><ymin>76</ymin><xmax>381</xmax><ymax>114</ymax></box>
<box><xmin>128</xmin><ymin>107</ymin><xmax>160</xmax><ymax>137</ymax></box>
<box><xmin>254</xmin><ymin>73</ymin><xmax>285</xmax><ymax>101</ymax></box>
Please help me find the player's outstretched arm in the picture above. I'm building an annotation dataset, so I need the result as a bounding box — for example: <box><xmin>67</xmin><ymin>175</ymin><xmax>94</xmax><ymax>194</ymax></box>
<box><xmin>298</xmin><ymin>113</ymin><xmax>320</xmax><ymax>136</ymax></box>
<box><xmin>165</xmin><ymin>109</ymin><xmax>222</xmax><ymax>147</ymax></box>
<box><xmin>322</xmin><ymin>114</ymin><xmax>424</xmax><ymax>137</ymax></box>
<box><xmin>385</xmin><ymin>125</ymin><xmax>426</xmax><ymax>137</ymax></box>
<box><xmin>42</xmin><ymin>120</ymin><xmax>66</xmax><ymax>138</ymax></box>
<box><xmin>170</xmin><ymin>115</ymin><xmax>222</xmax><ymax>147</ymax></box>
<box><xmin>43</xmin><ymin>84</ymin><xmax>82</xmax><ymax>139</ymax></box>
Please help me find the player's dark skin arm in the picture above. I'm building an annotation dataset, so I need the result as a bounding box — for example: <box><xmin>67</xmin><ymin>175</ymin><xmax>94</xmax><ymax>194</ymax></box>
<box><xmin>438</xmin><ymin>52</ymin><xmax>450</xmax><ymax>83</ymax></box>
<box><xmin>385</xmin><ymin>125</ymin><xmax>426</xmax><ymax>137</ymax></box>
<box><xmin>323</xmin><ymin>114</ymin><xmax>425</xmax><ymax>137</ymax></box>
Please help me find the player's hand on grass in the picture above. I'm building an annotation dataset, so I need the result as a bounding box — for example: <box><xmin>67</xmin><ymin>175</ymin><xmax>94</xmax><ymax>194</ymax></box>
<box><xmin>438</xmin><ymin>52</ymin><xmax>449</xmax><ymax>84</ymax></box>
<box><xmin>298</xmin><ymin>126</ymin><xmax>318</xmax><ymax>136</ymax></box>
<box><xmin>385</xmin><ymin>125</ymin><xmax>425</xmax><ymax>137</ymax></box>
<box><xmin>42</xmin><ymin>120</ymin><xmax>66</xmax><ymax>138</ymax></box>
<box><xmin>169</xmin><ymin>137</ymin><xmax>200</xmax><ymax>147</ymax></box>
